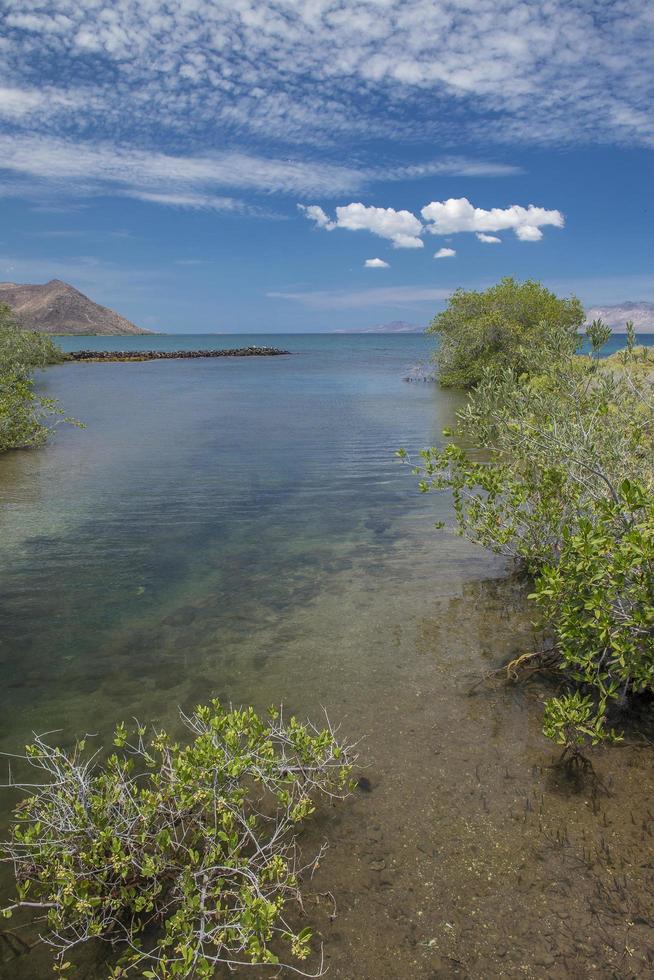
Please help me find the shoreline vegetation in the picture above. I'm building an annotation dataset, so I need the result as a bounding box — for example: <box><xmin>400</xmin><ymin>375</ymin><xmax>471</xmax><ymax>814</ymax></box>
<box><xmin>1</xmin><ymin>703</ymin><xmax>356</xmax><ymax>977</ymax></box>
<box><xmin>403</xmin><ymin>277</ymin><xmax>653</xmax><ymax>765</ymax></box>
<box><xmin>0</xmin><ymin>302</ymin><xmax>78</xmax><ymax>454</ymax></box>
<box><xmin>1</xmin><ymin>280</ymin><xmax>654</xmax><ymax>974</ymax></box>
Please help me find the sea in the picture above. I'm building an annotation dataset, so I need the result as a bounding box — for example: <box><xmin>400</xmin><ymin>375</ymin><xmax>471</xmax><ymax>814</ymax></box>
<box><xmin>1</xmin><ymin>331</ymin><xmax>653</xmax><ymax>978</ymax></box>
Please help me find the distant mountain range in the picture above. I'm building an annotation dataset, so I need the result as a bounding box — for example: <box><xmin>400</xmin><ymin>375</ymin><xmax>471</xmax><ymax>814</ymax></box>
<box><xmin>340</xmin><ymin>305</ymin><xmax>654</xmax><ymax>335</ymax></box>
<box><xmin>584</xmin><ymin>302</ymin><xmax>654</xmax><ymax>332</ymax></box>
<box><xmin>0</xmin><ymin>279</ymin><xmax>150</xmax><ymax>335</ymax></box>
<box><xmin>334</xmin><ymin>320</ymin><xmax>422</xmax><ymax>333</ymax></box>
<box><xmin>2</xmin><ymin>282</ymin><xmax>652</xmax><ymax>338</ymax></box>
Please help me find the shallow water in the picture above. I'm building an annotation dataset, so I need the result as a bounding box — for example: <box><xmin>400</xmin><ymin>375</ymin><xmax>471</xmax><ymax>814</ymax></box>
<box><xmin>1</xmin><ymin>334</ymin><xmax>654</xmax><ymax>978</ymax></box>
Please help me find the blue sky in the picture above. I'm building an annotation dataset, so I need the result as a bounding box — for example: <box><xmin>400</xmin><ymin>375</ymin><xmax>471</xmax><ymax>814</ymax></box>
<box><xmin>0</xmin><ymin>1</ymin><xmax>652</xmax><ymax>333</ymax></box>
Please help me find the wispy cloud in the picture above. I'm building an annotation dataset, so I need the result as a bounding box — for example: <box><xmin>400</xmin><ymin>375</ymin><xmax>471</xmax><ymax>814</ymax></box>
<box><xmin>28</xmin><ymin>228</ymin><xmax>133</xmax><ymax>240</ymax></box>
<box><xmin>0</xmin><ymin>85</ymin><xmax>82</xmax><ymax>120</ymax></box>
<box><xmin>126</xmin><ymin>191</ymin><xmax>243</xmax><ymax>211</ymax></box>
<box><xmin>267</xmin><ymin>286</ymin><xmax>452</xmax><ymax>311</ymax></box>
<box><xmin>0</xmin><ymin>133</ymin><xmax>522</xmax><ymax>211</ymax></box>
<box><xmin>374</xmin><ymin>158</ymin><xmax>523</xmax><ymax>180</ymax></box>
<box><xmin>434</xmin><ymin>247</ymin><xmax>456</xmax><ymax>258</ymax></box>
<box><xmin>0</xmin><ymin>135</ymin><xmax>365</xmax><ymax>199</ymax></box>
<box><xmin>364</xmin><ymin>258</ymin><xmax>390</xmax><ymax>269</ymax></box>
<box><xmin>0</xmin><ymin>254</ymin><xmax>158</xmax><ymax>301</ymax></box>
<box><xmin>2</xmin><ymin>1</ymin><xmax>652</xmax><ymax>151</ymax></box>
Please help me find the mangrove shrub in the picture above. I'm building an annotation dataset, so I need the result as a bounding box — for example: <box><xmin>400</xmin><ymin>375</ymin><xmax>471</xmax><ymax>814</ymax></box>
<box><xmin>409</xmin><ymin>305</ymin><xmax>654</xmax><ymax>751</ymax></box>
<box><xmin>1</xmin><ymin>701</ymin><xmax>356</xmax><ymax>977</ymax></box>
<box><xmin>427</xmin><ymin>277</ymin><xmax>585</xmax><ymax>388</ymax></box>
<box><xmin>0</xmin><ymin>302</ymin><xmax>71</xmax><ymax>453</ymax></box>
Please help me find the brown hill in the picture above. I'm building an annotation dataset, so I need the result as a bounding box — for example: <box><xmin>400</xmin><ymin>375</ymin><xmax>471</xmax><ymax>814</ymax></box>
<box><xmin>0</xmin><ymin>279</ymin><xmax>151</xmax><ymax>335</ymax></box>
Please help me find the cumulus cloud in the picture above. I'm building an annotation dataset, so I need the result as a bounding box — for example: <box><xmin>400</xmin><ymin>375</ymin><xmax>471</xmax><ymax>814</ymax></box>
<box><xmin>300</xmin><ymin>202</ymin><xmax>423</xmax><ymax>248</ymax></box>
<box><xmin>301</xmin><ymin>196</ymin><xmax>563</xmax><ymax>249</ymax></box>
<box><xmin>335</xmin><ymin>204</ymin><xmax>423</xmax><ymax>249</ymax></box>
<box><xmin>422</xmin><ymin>198</ymin><xmax>564</xmax><ymax>241</ymax></box>
<box><xmin>477</xmin><ymin>233</ymin><xmax>501</xmax><ymax>243</ymax></box>
<box><xmin>297</xmin><ymin>204</ymin><xmax>333</xmax><ymax>228</ymax></box>
<box><xmin>364</xmin><ymin>258</ymin><xmax>390</xmax><ymax>268</ymax></box>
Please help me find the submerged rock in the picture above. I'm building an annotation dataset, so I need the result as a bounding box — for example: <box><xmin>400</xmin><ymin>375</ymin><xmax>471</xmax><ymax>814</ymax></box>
<box><xmin>403</xmin><ymin>362</ymin><xmax>437</xmax><ymax>382</ymax></box>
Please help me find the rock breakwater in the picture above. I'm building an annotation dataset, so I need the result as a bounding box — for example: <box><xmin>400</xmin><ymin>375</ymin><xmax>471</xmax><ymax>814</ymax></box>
<box><xmin>68</xmin><ymin>347</ymin><xmax>290</xmax><ymax>362</ymax></box>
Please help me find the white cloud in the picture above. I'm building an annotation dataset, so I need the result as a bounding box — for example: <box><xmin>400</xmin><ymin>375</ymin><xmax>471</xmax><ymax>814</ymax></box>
<box><xmin>0</xmin><ymin>134</ymin><xmax>365</xmax><ymax>201</ymax></box>
<box><xmin>1</xmin><ymin>1</ymin><xmax>652</xmax><ymax>152</ymax></box>
<box><xmin>297</xmin><ymin>204</ymin><xmax>333</xmax><ymax>228</ymax></box>
<box><xmin>301</xmin><ymin>196</ymin><xmax>563</xmax><ymax>249</ymax></box>
<box><xmin>268</xmin><ymin>286</ymin><xmax>451</xmax><ymax>310</ymax></box>
<box><xmin>300</xmin><ymin>202</ymin><xmax>424</xmax><ymax>248</ymax></box>
<box><xmin>515</xmin><ymin>224</ymin><xmax>544</xmax><ymax>242</ymax></box>
<box><xmin>364</xmin><ymin>258</ymin><xmax>390</xmax><ymax>268</ymax></box>
<box><xmin>126</xmin><ymin>191</ymin><xmax>242</xmax><ymax>211</ymax></box>
<box><xmin>377</xmin><ymin>158</ymin><xmax>523</xmax><ymax>180</ymax></box>
<box><xmin>0</xmin><ymin>86</ymin><xmax>42</xmax><ymax>118</ymax></box>
<box><xmin>0</xmin><ymin>85</ymin><xmax>82</xmax><ymax>120</ymax></box>
<box><xmin>422</xmin><ymin>198</ymin><xmax>564</xmax><ymax>241</ymax></box>
<box><xmin>477</xmin><ymin>233</ymin><xmax>501</xmax><ymax>243</ymax></box>
<box><xmin>5</xmin><ymin>12</ymin><xmax>72</xmax><ymax>34</ymax></box>
<box><xmin>0</xmin><ymin>133</ymin><xmax>523</xmax><ymax>211</ymax></box>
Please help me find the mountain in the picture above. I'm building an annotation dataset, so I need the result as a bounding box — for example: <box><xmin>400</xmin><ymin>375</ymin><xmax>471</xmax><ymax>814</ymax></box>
<box><xmin>585</xmin><ymin>302</ymin><xmax>654</xmax><ymax>332</ymax></box>
<box><xmin>334</xmin><ymin>320</ymin><xmax>423</xmax><ymax>334</ymax></box>
<box><xmin>0</xmin><ymin>279</ymin><xmax>151</xmax><ymax>335</ymax></box>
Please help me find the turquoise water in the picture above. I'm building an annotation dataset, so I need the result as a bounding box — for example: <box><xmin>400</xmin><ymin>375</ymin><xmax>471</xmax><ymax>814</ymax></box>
<box><xmin>55</xmin><ymin>330</ymin><xmax>654</xmax><ymax>356</ymax></box>
<box><xmin>1</xmin><ymin>333</ymin><xmax>654</xmax><ymax>978</ymax></box>
<box><xmin>1</xmin><ymin>333</ymin><xmax>474</xmax><ymax>778</ymax></box>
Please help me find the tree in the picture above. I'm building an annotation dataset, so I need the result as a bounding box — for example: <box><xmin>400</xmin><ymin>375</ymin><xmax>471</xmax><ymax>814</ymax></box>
<box><xmin>0</xmin><ymin>303</ymin><xmax>72</xmax><ymax>453</ymax></box>
<box><xmin>404</xmin><ymin>312</ymin><xmax>654</xmax><ymax>751</ymax></box>
<box><xmin>427</xmin><ymin>277</ymin><xmax>585</xmax><ymax>388</ymax></box>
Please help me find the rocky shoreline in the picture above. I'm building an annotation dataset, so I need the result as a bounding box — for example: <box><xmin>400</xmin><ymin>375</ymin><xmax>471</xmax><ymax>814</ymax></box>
<box><xmin>67</xmin><ymin>347</ymin><xmax>290</xmax><ymax>362</ymax></box>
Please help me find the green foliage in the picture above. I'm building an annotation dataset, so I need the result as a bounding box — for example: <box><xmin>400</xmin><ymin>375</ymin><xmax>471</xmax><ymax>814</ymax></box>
<box><xmin>585</xmin><ymin>317</ymin><xmax>613</xmax><ymax>357</ymax></box>
<box><xmin>0</xmin><ymin>302</ymin><xmax>73</xmax><ymax>453</ymax></box>
<box><xmin>427</xmin><ymin>277</ymin><xmax>585</xmax><ymax>388</ymax></box>
<box><xmin>412</xmin><ymin>329</ymin><xmax>654</xmax><ymax>572</ymax></box>
<box><xmin>1</xmin><ymin>701</ymin><xmax>356</xmax><ymax>976</ymax></box>
<box><xmin>533</xmin><ymin>482</ymin><xmax>654</xmax><ymax>735</ymax></box>
<box><xmin>409</xmin><ymin>292</ymin><xmax>654</xmax><ymax>751</ymax></box>
<box><xmin>602</xmin><ymin>338</ymin><xmax>654</xmax><ymax>379</ymax></box>
<box><xmin>0</xmin><ymin>303</ymin><xmax>65</xmax><ymax>371</ymax></box>
<box><xmin>542</xmin><ymin>692</ymin><xmax>616</xmax><ymax>754</ymax></box>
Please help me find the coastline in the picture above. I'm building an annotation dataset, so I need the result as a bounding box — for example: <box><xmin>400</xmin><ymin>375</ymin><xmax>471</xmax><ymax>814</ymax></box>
<box><xmin>3</xmin><ymin>331</ymin><xmax>654</xmax><ymax>977</ymax></box>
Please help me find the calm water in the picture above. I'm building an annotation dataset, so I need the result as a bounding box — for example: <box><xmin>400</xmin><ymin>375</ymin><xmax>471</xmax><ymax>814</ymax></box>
<box><xmin>1</xmin><ymin>333</ymin><xmax>654</xmax><ymax>978</ymax></box>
